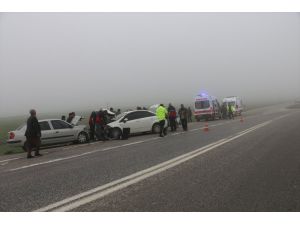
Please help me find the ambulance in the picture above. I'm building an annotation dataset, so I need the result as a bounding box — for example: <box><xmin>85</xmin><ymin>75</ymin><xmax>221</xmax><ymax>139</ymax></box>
<box><xmin>194</xmin><ymin>93</ymin><xmax>222</xmax><ymax>121</ymax></box>
<box><xmin>222</xmin><ymin>96</ymin><xmax>243</xmax><ymax>115</ymax></box>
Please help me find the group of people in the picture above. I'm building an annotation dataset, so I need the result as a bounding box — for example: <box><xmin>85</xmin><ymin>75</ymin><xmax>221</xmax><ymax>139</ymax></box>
<box><xmin>156</xmin><ymin>103</ymin><xmax>193</xmax><ymax>137</ymax></box>
<box><xmin>23</xmin><ymin>104</ymin><xmax>194</xmax><ymax>158</ymax></box>
<box><xmin>88</xmin><ymin>109</ymin><xmax>116</xmax><ymax>141</ymax></box>
<box><xmin>221</xmin><ymin>103</ymin><xmax>236</xmax><ymax>120</ymax></box>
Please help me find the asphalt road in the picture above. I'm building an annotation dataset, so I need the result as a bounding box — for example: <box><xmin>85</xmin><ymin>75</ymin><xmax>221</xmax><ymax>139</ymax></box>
<box><xmin>0</xmin><ymin>103</ymin><xmax>299</xmax><ymax>212</ymax></box>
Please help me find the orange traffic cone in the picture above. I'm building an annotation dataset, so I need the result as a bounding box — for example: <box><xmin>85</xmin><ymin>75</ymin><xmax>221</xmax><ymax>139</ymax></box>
<box><xmin>240</xmin><ymin>116</ymin><xmax>244</xmax><ymax>123</ymax></box>
<box><xmin>203</xmin><ymin>122</ymin><xmax>209</xmax><ymax>132</ymax></box>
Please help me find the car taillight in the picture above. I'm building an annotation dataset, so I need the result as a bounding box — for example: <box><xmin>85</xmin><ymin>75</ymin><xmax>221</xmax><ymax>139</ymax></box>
<box><xmin>9</xmin><ymin>132</ymin><xmax>15</xmax><ymax>140</ymax></box>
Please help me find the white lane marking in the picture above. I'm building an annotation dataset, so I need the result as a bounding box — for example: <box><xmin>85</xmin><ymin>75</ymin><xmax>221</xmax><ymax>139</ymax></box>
<box><xmin>3</xmin><ymin>120</ymin><xmax>256</xmax><ymax>171</ymax></box>
<box><xmin>8</xmin><ymin>137</ymin><xmax>163</xmax><ymax>172</ymax></box>
<box><xmin>35</xmin><ymin>120</ymin><xmax>272</xmax><ymax>212</ymax></box>
<box><xmin>190</xmin><ymin>128</ymin><xmax>198</xmax><ymax>131</ymax></box>
<box><xmin>171</xmin><ymin>132</ymin><xmax>184</xmax><ymax>136</ymax></box>
<box><xmin>120</xmin><ymin>141</ymin><xmax>144</xmax><ymax>147</ymax></box>
<box><xmin>0</xmin><ymin>157</ymin><xmax>21</xmax><ymax>163</ymax></box>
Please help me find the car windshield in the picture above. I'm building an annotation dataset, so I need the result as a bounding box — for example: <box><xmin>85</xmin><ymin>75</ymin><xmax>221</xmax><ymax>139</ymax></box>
<box><xmin>195</xmin><ymin>100</ymin><xmax>210</xmax><ymax>109</ymax></box>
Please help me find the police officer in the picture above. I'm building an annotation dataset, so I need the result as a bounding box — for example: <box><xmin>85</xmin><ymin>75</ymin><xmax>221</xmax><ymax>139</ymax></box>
<box><xmin>228</xmin><ymin>103</ymin><xmax>235</xmax><ymax>120</ymax></box>
<box><xmin>156</xmin><ymin>104</ymin><xmax>168</xmax><ymax>137</ymax></box>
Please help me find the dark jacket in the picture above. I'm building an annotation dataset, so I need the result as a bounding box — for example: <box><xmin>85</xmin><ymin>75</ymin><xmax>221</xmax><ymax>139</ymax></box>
<box><xmin>25</xmin><ymin>116</ymin><xmax>41</xmax><ymax>138</ymax></box>
<box><xmin>178</xmin><ymin>107</ymin><xmax>188</xmax><ymax>120</ymax></box>
<box><xmin>168</xmin><ymin>105</ymin><xmax>177</xmax><ymax>119</ymax></box>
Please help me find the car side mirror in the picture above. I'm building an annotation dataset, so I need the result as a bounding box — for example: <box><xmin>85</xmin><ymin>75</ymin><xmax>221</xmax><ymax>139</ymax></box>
<box><xmin>123</xmin><ymin>118</ymin><xmax>128</xmax><ymax>123</ymax></box>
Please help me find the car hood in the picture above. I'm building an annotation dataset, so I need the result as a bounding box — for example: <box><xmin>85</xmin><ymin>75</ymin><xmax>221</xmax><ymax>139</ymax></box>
<box><xmin>71</xmin><ymin>116</ymin><xmax>84</xmax><ymax>126</ymax></box>
<box><xmin>74</xmin><ymin>124</ymin><xmax>87</xmax><ymax>130</ymax></box>
<box><xmin>107</xmin><ymin>120</ymin><xmax>120</xmax><ymax>127</ymax></box>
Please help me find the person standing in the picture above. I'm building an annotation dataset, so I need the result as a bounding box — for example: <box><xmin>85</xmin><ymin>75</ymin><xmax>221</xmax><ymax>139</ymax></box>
<box><xmin>168</xmin><ymin>103</ymin><xmax>177</xmax><ymax>132</ymax></box>
<box><xmin>178</xmin><ymin>104</ymin><xmax>188</xmax><ymax>131</ymax></box>
<box><xmin>89</xmin><ymin>111</ymin><xmax>96</xmax><ymax>141</ymax></box>
<box><xmin>95</xmin><ymin>110</ymin><xmax>105</xmax><ymax>141</ymax></box>
<box><xmin>67</xmin><ymin>112</ymin><xmax>75</xmax><ymax>123</ymax></box>
<box><xmin>187</xmin><ymin>107</ymin><xmax>193</xmax><ymax>123</ymax></box>
<box><xmin>116</xmin><ymin>109</ymin><xmax>121</xmax><ymax>116</ymax></box>
<box><xmin>221</xmin><ymin>103</ymin><xmax>227</xmax><ymax>119</ymax></box>
<box><xmin>25</xmin><ymin>109</ymin><xmax>42</xmax><ymax>158</ymax></box>
<box><xmin>228</xmin><ymin>103</ymin><xmax>235</xmax><ymax>120</ymax></box>
<box><xmin>156</xmin><ymin>104</ymin><xmax>168</xmax><ymax>137</ymax></box>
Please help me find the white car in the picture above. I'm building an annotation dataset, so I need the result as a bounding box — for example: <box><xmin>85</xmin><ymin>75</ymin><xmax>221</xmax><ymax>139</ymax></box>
<box><xmin>107</xmin><ymin>110</ymin><xmax>168</xmax><ymax>139</ymax></box>
<box><xmin>7</xmin><ymin>116</ymin><xmax>90</xmax><ymax>149</ymax></box>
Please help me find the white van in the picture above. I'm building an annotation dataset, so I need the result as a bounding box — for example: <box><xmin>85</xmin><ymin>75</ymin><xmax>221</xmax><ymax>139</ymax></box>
<box><xmin>194</xmin><ymin>94</ymin><xmax>222</xmax><ymax>121</ymax></box>
<box><xmin>223</xmin><ymin>96</ymin><xmax>243</xmax><ymax>115</ymax></box>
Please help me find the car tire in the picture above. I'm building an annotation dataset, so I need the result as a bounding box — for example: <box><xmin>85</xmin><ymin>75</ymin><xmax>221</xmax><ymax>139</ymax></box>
<box><xmin>152</xmin><ymin>123</ymin><xmax>160</xmax><ymax>134</ymax></box>
<box><xmin>77</xmin><ymin>132</ymin><xmax>88</xmax><ymax>144</ymax></box>
<box><xmin>111</xmin><ymin>128</ymin><xmax>122</xmax><ymax>139</ymax></box>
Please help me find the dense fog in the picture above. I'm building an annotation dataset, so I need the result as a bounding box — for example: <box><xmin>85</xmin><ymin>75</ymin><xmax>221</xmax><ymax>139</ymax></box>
<box><xmin>0</xmin><ymin>13</ymin><xmax>299</xmax><ymax>117</ymax></box>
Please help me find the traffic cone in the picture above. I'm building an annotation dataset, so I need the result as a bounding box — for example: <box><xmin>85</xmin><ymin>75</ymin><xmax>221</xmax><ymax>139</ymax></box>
<box><xmin>203</xmin><ymin>122</ymin><xmax>209</xmax><ymax>132</ymax></box>
<box><xmin>240</xmin><ymin>116</ymin><xmax>244</xmax><ymax>123</ymax></box>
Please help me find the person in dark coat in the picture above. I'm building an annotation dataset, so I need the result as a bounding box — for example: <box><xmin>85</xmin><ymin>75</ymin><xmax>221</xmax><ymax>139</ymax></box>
<box><xmin>95</xmin><ymin>110</ymin><xmax>108</xmax><ymax>141</ymax></box>
<box><xmin>187</xmin><ymin>107</ymin><xmax>193</xmax><ymax>123</ymax></box>
<box><xmin>178</xmin><ymin>104</ymin><xmax>188</xmax><ymax>131</ymax></box>
<box><xmin>168</xmin><ymin>103</ymin><xmax>177</xmax><ymax>132</ymax></box>
<box><xmin>67</xmin><ymin>112</ymin><xmax>75</xmax><ymax>123</ymax></box>
<box><xmin>116</xmin><ymin>109</ymin><xmax>121</xmax><ymax>116</ymax></box>
<box><xmin>89</xmin><ymin>111</ymin><xmax>96</xmax><ymax>141</ymax></box>
<box><xmin>25</xmin><ymin>109</ymin><xmax>42</xmax><ymax>158</ymax></box>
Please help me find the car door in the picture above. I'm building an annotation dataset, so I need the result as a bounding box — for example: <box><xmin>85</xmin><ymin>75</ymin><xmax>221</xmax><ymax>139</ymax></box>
<box><xmin>121</xmin><ymin>112</ymin><xmax>143</xmax><ymax>134</ymax></box>
<box><xmin>39</xmin><ymin>121</ymin><xmax>55</xmax><ymax>145</ymax></box>
<box><xmin>138</xmin><ymin>111</ymin><xmax>157</xmax><ymax>132</ymax></box>
<box><xmin>50</xmin><ymin>120</ymin><xmax>76</xmax><ymax>144</ymax></box>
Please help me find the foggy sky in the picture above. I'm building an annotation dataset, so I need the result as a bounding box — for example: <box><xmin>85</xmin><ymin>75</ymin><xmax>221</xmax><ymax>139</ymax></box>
<box><xmin>0</xmin><ymin>13</ymin><xmax>300</xmax><ymax>117</ymax></box>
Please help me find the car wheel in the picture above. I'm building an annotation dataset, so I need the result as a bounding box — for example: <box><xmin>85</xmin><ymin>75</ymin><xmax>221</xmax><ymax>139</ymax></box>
<box><xmin>111</xmin><ymin>128</ymin><xmax>122</xmax><ymax>139</ymax></box>
<box><xmin>152</xmin><ymin>123</ymin><xmax>160</xmax><ymax>134</ymax></box>
<box><xmin>77</xmin><ymin>132</ymin><xmax>88</xmax><ymax>144</ymax></box>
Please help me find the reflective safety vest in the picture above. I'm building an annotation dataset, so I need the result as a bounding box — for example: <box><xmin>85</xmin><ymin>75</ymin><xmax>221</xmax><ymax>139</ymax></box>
<box><xmin>231</xmin><ymin>105</ymin><xmax>236</xmax><ymax>112</ymax></box>
<box><xmin>156</xmin><ymin>106</ymin><xmax>167</xmax><ymax>121</ymax></box>
<box><xmin>229</xmin><ymin>105</ymin><xmax>235</xmax><ymax>112</ymax></box>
